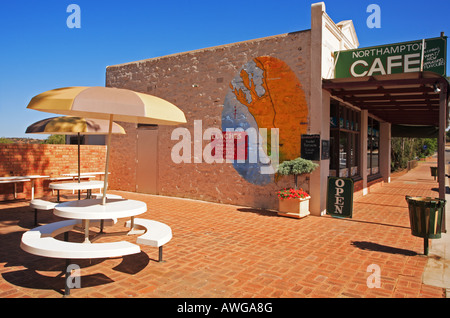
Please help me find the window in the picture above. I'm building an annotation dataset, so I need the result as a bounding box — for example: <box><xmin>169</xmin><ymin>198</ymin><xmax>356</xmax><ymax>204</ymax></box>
<box><xmin>137</xmin><ymin>124</ymin><xmax>158</xmax><ymax>130</ymax></box>
<box><xmin>330</xmin><ymin>101</ymin><xmax>360</xmax><ymax>178</ymax></box>
<box><xmin>69</xmin><ymin>135</ymin><xmax>85</xmax><ymax>145</ymax></box>
<box><xmin>367</xmin><ymin>117</ymin><xmax>380</xmax><ymax>176</ymax></box>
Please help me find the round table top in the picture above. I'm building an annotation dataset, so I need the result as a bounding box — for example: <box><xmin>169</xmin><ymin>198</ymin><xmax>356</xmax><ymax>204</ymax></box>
<box><xmin>0</xmin><ymin>178</ymin><xmax>30</xmax><ymax>183</ymax></box>
<box><xmin>0</xmin><ymin>175</ymin><xmax>48</xmax><ymax>180</ymax></box>
<box><xmin>22</xmin><ymin>175</ymin><xmax>50</xmax><ymax>179</ymax></box>
<box><xmin>54</xmin><ymin>199</ymin><xmax>147</xmax><ymax>220</ymax></box>
<box><xmin>61</xmin><ymin>172</ymin><xmax>109</xmax><ymax>176</ymax></box>
<box><xmin>49</xmin><ymin>180</ymin><xmax>104</xmax><ymax>190</ymax></box>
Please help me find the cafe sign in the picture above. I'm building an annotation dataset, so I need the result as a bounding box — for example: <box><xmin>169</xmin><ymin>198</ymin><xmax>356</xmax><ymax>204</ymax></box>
<box><xmin>334</xmin><ymin>37</ymin><xmax>447</xmax><ymax>78</ymax></box>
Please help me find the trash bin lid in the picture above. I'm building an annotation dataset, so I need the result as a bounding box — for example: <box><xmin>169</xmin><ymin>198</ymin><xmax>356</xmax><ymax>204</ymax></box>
<box><xmin>405</xmin><ymin>196</ymin><xmax>446</xmax><ymax>208</ymax></box>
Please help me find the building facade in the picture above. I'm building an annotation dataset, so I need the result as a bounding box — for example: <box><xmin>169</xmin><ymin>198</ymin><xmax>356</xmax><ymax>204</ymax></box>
<box><xmin>105</xmin><ymin>2</ymin><xmax>448</xmax><ymax>216</ymax></box>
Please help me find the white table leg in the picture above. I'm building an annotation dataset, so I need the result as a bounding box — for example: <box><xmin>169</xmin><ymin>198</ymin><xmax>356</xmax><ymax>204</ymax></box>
<box><xmin>127</xmin><ymin>216</ymin><xmax>144</xmax><ymax>235</ymax></box>
<box><xmin>83</xmin><ymin>219</ymin><xmax>90</xmax><ymax>243</ymax></box>
<box><xmin>31</xmin><ymin>179</ymin><xmax>35</xmax><ymax>200</ymax></box>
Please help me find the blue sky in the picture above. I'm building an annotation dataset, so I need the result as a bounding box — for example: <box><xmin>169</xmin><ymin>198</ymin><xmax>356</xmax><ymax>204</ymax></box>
<box><xmin>0</xmin><ymin>0</ymin><xmax>449</xmax><ymax>139</ymax></box>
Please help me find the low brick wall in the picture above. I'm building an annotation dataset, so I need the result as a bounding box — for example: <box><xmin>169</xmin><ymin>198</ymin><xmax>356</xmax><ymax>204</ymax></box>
<box><xmin>353</xmin><ymin>177</ymin><xmax>384</xmax><ymax>201</ymax></box>
<box><xmin>0</xmin><ymin>144</ymin><xmax>106</xmax><ymax>201</ymax></box>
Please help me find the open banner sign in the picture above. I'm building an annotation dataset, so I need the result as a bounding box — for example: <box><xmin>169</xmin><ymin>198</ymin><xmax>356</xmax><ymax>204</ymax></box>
<box><xmin>326</xmin><ymin>177</ymin><xmax>354</xmax><ymax>218</ymax></box>
<box><xmin>211</xmin><ymin>131</ymin><xmax>248</xmax><ymax>161</ymax></box>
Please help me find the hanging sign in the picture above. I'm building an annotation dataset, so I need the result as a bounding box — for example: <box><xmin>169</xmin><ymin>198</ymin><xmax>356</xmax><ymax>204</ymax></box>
<box><xmin>334</xmin><ymin>37</ymin><xmax>447</xmax><ymax>78</ymax></box>
<box><xmin>321</xmin><ymin>140</ymin><xmax>330</xmax><ymax>160</ymax></box>
<box><xmin>326</xmin><ymin>177</ymin><xmax>354</xmax><ymax>218</ymax></box>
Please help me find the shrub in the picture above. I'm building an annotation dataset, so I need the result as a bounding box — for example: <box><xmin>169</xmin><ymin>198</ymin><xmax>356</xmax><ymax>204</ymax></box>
<box><xmin>276</xmin><ymin>157</ymin><xmax>318</xmax><ymax>189</ymax></box>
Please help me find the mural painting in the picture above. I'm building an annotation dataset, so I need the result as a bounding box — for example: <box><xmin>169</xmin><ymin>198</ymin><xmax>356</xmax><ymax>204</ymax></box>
<box><xmin>222</xmin><ymin>56</ymin><xmax>309</xmax><ymax>185</ymax></box>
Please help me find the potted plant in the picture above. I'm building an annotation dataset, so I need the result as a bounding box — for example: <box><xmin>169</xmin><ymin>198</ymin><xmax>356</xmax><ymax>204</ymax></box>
<box><xmin>276</xmin><ymin>157</ymin><xmax>318</xmax><ymax>219</ymax></box>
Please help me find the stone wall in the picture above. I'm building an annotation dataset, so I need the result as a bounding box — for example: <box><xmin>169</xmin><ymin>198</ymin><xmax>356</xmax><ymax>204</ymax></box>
<box><xmin>106</xmin><ymin>30</ymin><xmax>312</xmax><ymax>209</ymax></box>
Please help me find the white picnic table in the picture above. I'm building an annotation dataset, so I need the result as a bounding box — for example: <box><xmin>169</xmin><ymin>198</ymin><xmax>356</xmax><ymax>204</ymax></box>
<box><xmin>0</xmin><ymin>175</ymin><xmax>49</xmax><ymax>200</ymax></box>
<box><xmin>49</xmin><ymin>180</ymin><xmax>104</xmax><ymax>202</ymax></box>
<box><xmin>61</xmin><ymin>172</ymin><xmax>110</xmax><ymax>180</ymax></box>
<box><xmin>20</xmin><ymin>197</ymin><xmax>172</xmax><ymax>296</ymax></box>
<box><xmin>54</xmin><ymin>198</ymin><xmax>147</xmax><ymax>243</ymax></box>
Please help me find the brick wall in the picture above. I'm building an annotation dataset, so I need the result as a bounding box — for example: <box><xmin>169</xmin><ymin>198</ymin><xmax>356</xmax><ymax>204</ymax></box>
<box><xmin>109</xmin><ymin>122</ymin><xmax>137</xmax><ymax>192</ymax></box>
<box><xmin>0</xmin><ymin>144</ymin><xmax>106</xmax><ymax>201</ymax></box>
<box><xmin>106</xmin><ymin>31</ymin><xmax>312</xmax><ymax>210</ymax></box>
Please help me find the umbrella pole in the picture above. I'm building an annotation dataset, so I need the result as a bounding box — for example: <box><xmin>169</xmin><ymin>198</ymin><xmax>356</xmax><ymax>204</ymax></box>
<box><xmin>78</xmin><ymin>132</ymin><xmax>81</xmax><ymax>200</ymax></box>
<box><xmin>77</xmin><ymin>132</ymin><xmax>81</xmax><ymax>182</ymax></box>
<box><xmin>102</xmin><ymin>115</ymin><xmax>113</xmax><ymax>205</ymax></box>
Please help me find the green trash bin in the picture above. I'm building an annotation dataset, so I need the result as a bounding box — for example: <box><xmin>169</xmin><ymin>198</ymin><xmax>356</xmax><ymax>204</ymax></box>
<box><xmin>430</xmin><ymin>167</ymin><xmax>438</xmax><ymax>180</ymax></box>
<box><xmin>405</xmin><ymin>196</ymin><xmax>446</xmax><ymax>255</ymax></box>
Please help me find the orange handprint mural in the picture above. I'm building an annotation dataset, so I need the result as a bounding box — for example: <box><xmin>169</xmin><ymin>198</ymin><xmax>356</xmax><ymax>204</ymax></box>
<box><xmin>222</xmin><ymin>56</ymin><xmax>309</xmax><ymax>185</ymax></box>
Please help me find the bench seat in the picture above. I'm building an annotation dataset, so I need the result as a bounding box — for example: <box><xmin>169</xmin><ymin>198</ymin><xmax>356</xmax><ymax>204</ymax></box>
<box><xmin>30</xmin><ymin>199</ymin><xmax>58</xmax><ymax>210</ymax></box>
<box><xmin>30</xmin><ymin>199</ymin><xmax>59</xmax><ymax>226</ymax></box>
<box><xmin>92</xmin><ymin>193</ymin><xmax>123</xmax><ymax>199</ymax></box>
<box><xmin>21</xmin><ymin>219</ymin><xmax>139</xmax><ymax>259</ymax></box>
<box><xmin>125</xmin><ymin>218</ymin><xmax>172</xmax><ymax>261</ymax></box>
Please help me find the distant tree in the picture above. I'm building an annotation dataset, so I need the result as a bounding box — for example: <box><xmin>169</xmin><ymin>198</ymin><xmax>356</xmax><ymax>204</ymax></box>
<box><xmin>42</xmin><ymin>135</ymin><xmax>65</xmax><ymax>144</ymax></box>
<box><xmin>0</xmin><ymin>137</ymin><xmax>13</xmax><ymax>144</ymax></box>
<box><xmin>418</xmin><ymin>138</ymin><xmax>437</xmax><ymax>158</ymax></box>
<box><xmin>391</xmin><ymin>137</ymin><xmax>438</xmax><ymax>171</ymax></box>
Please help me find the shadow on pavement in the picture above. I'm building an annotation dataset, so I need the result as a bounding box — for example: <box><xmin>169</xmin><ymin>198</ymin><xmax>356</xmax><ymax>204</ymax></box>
<box><xmin>351</xmin><ymin>241</ymin><xmax>418</xmax><ymax>256</ymax></box>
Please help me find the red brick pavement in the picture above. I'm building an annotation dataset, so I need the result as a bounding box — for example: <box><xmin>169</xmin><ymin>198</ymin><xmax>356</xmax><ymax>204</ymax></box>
<box><xmin>0</xmin><ymin>159</ymin><xmax>445</xmax><ymax>298</ymax></box>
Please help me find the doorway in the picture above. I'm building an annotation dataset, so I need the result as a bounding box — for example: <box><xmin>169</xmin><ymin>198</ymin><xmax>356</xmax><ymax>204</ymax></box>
<box><xmin>136</xmin><ymin>125</ymin><xmax>159</xmax><ymax>194</ymax></box>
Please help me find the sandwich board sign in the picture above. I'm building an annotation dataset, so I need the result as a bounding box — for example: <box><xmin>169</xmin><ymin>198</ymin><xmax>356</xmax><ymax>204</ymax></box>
<box><xmin>326</xmin><ymin>177</ymin><xmax>354</xmax><ymax>218</ymax></box>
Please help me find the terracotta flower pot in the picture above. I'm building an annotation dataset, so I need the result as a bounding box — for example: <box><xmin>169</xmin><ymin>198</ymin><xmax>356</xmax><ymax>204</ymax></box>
<box><xmin>277</xmin><ymin>196</ymin><xmax>311</xmax><ymax>219</ymax></box>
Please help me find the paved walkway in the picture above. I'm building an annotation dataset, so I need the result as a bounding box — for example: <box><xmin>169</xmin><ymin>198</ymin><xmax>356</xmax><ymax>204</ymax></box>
<box><xmin>422</xmin><ymin>153</ymin><xmax>450</xmax><ymax>294</ymax></box>
<box><xmin>0</xmin><ymin>159</ymin><xmax>447</xmax><ymax>298</ymax></box>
